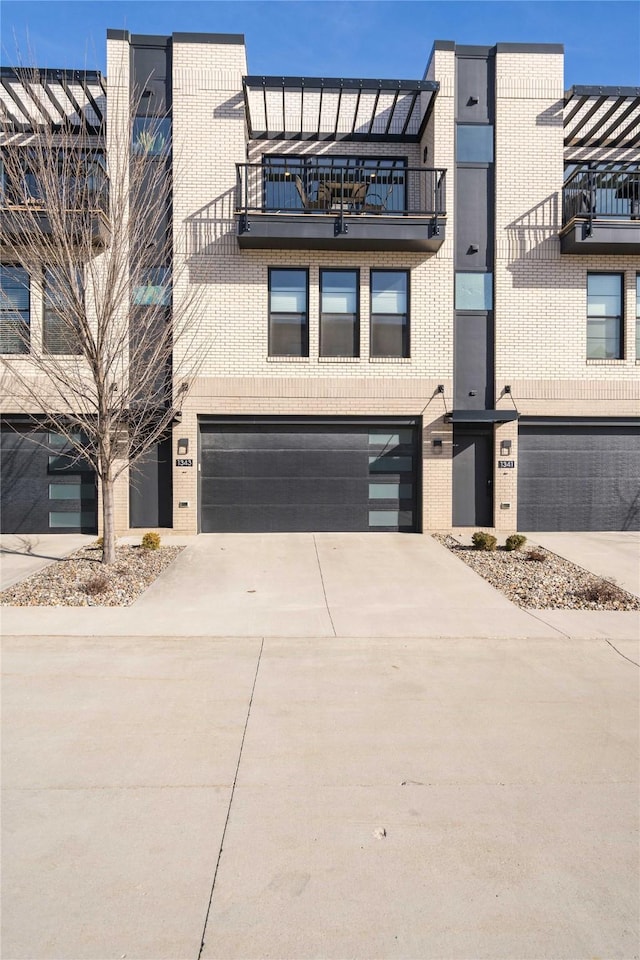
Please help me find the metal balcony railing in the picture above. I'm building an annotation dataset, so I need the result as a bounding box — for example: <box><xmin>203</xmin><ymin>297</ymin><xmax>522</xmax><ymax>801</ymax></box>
<box><xmin>235</xmin><ymin>162</ymin><xmax>446</xmax><ymax>219</ymax></box>
<box><xmin>563</xmin><ymin>165</ymin><xmax>640</xmax><ymax>230</ymax></box>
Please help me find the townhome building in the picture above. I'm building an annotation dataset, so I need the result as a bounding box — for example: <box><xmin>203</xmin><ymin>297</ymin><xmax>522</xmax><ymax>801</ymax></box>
<box><xmin>1</xmin><ymin>31</ymin><xmax>639</xmax><ymax>535</ymax></box>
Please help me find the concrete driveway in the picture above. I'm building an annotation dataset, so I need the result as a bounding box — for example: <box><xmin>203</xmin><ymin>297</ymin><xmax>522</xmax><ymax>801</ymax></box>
<box><xmin>3</xmin><ymin>532</ymin><xmax>639</xmax><ymax>641</ymax></box>
<box><xmin>531</xmin><ymin>531</ymin><xmax>640</xmax><ymax>597</ymax></box>
<box><xmin>2</xmin><ymin>632</ymin><xmax>638</xmax><ymax>959</ymax></box>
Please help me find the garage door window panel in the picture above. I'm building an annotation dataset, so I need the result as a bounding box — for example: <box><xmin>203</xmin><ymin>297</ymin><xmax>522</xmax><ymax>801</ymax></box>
<box><xmin>1</xmin><ymin>266</ymin><xmax>30</xmax><ymax>354</ymax></box>
<box><xmin>269</xmin><ymin>269</ymin><xmax>309</xmax><ymax>357</ymax></box>
<box><xmin>370</xmin><ymin>271</ymin><xmax>409</xmax><ymax>358</ymax></box>
<box><xmin>587</xmin><ymin>273</ymin><xmax>623</xmax><ymax>359</ymax></box>
<box><xmin>320</xmin><ymin>270</ymin><xmax>359</xmax><ymax>357</ymax></box>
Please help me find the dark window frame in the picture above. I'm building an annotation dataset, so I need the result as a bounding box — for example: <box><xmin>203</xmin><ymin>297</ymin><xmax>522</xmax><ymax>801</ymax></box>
<box><xmin>370</xmin><ymin>269</ymin><xmax>410</xmax><ymax>359</ymax></box>
<box><xmin>0</xmin><ymin>264</ymin><xmax>30</xmax><ymax>355</ymax></box>
<box><xmin>587</xmin><ymin>271</ymin><xmax>624</xmax><ymax>360</ymax></box>
<box><xmin>319</xmin><ymin>267</ymin><xmax>360</xmax><ymax>358</ymax></box>
<box><xmin>268</xmin><ymin>267</ymin><xmax>309</xmax><ymax>357</ymax></box>
<box><xmin>43</xmin><ymin>266</ymin><xmax>84</xmax><ymax>355</ymax></box>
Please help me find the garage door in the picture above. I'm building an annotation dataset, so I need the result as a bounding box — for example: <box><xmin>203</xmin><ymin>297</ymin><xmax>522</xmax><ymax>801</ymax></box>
<box><xmin>1</xmin><ymin>423</ymin><xmax>97</xmax><ymax>535</ymax></box>
<box><xmin>199</xmin><ymin>419</ymin><xmax>419</xmax><ymax>533</ymax></box>
<box><xmin>518</xmin><ymin>423</ymin><xmax>640</xmax><ymax>531</ymax></box>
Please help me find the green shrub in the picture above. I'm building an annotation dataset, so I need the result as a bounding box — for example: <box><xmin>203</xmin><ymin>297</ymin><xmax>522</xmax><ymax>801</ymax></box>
<box><xmin>141</xmin><ymin>531</ymin><xmax>161</xmax><ymax>551</ymax></box>
<box><xmin>471</xmin><ymin>531</ymin><xmax>497</xmax><ymax>551</ymax></box>
<box><xmin>505</xmin><ymin>534</ymin><xmax>527</xmax><ymax>552</ymax></box>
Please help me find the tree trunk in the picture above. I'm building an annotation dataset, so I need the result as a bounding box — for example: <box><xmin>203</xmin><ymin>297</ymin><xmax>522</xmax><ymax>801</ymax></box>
<box><xmin>101</xmin><ymin>475</ymin><xmax>117</xmax><ymax>565</ymax></box>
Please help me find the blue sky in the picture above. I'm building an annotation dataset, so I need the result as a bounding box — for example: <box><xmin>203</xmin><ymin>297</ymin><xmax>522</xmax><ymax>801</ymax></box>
<box><xmin>2</xmin><ymin>1</ymin><xmax>639</xmax><ymax>86</ymax></box>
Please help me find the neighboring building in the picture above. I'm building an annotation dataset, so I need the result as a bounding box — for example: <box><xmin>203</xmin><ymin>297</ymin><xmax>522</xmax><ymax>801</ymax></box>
<box><xmin>1</xmin><ymin>32</ymin><xmax>639</xmax><ymax>535</ymax></box>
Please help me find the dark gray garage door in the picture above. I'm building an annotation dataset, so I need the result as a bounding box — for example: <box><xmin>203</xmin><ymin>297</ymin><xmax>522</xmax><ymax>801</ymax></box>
<box><xmin>199</xmin><ymin>419</ymin><xmax>419</xmax><ymax>533</ymax></box>
<box><xmin>518</xmin><ymin>423</ymin><xmax>640</xmax><ymax>531</ymax></box>
<box><xmin>1</xmin><ymin>423</ymin><xmax>97</xmax><ymax>535</ymax></box>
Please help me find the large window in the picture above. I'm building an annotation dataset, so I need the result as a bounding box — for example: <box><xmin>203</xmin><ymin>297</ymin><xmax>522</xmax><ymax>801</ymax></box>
<box><xmin>587</xmin><ymin>273</ymin><xmax>623</xmax><ymax>359</ymax></box>
<box><xmin>320</xmin><ymin>270</ymin><xmax>359</xmax><ymax>357</ymax></box>
<box><xmin>43</xmin><ymin>267</ymin><xmax>83</xmax><ymax>355</ymax></box>
<box><xmin>370</xmin><ymin>271</ymin><xmax>409</xmax><ymax>359</ymax></box>
<box><xmin>268</xmin><ymin>268</ymin><xmax>308</xmax><ymax>356</ymax></box>
<box><xmin>0</xmin><ymin>266</ymin><xmax>29</xmax><ymax>354</ymax></box>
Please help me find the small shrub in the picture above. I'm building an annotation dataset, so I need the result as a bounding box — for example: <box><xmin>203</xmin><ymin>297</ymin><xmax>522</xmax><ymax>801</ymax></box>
<box><xmin>525</xmin><ymin>549</ymin><xmax>547</xmax><ymax>562</ymax></box>
<box><xmin>471</xmin><ymin>531</ymin><xmax>497</xmax><ymax>551</ymax></box>
<box><xmin>83</xmin><ymin>573</ymin><xmax>110</xmax><ymax>596</ymax></box>
<box><xmin>94</xmin><ymin>536</ymin><xmax>103</xmax><ymax>548</ymax></box>
<box><xmin>505</xmin><ymin>534</ymin><xmax>527</xmax><ymax>552</ymax></box>
<box><xmin>577</xmin><ymin>579</ymin><xmax>623</xmax><ymax>604</ymax></box>
<box><xmin>141</xmin><ymin>531</ymin><xmax>161</xmax><ymax>551</ymax></box>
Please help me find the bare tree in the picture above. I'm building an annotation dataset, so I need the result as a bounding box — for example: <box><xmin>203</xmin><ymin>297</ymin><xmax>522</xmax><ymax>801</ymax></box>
<box><xmin>1</xmin><ymin>67</ymin><xmax>204</xmax><ymax>563</ymax></box>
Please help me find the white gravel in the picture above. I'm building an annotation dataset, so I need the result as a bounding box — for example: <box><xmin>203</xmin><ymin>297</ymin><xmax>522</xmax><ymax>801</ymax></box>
<box><xmin>434</xmin><ymin>535</ymin><xmax>640</xmax><ymax>611</ymax></box>
<box><xmin>0</xmin><ymin>544</ymin><xmax>184</xmax><ymax>607</ymax></box>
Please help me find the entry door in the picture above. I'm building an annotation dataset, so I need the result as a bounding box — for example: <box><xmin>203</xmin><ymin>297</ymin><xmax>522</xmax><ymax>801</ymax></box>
<box><xmin>452</xmin><ymin>428</ymin><xmax>493</xmax><ymax>526</ymax></box>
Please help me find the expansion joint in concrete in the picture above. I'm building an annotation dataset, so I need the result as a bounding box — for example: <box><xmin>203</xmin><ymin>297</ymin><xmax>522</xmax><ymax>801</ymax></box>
<box><xmin>197</xmin><ymin>636</ymin><xmax>264</xmax><ymax>959</ymax></box>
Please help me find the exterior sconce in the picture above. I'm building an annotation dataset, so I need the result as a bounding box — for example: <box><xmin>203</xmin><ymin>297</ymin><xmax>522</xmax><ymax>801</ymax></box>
<box><xmin>500</xmin><ymin>439</ymin><xmax>512</xmax><ymax>457</ymax></box>
<box><xmin>177</xmin><ymin>438</ymin><xmax>189</xmax><ymax>455</ymax></box>
<box><xmin>433</xmin><ymin>438</ymin><xmax>443</xmax><ymax>449</ymax></box>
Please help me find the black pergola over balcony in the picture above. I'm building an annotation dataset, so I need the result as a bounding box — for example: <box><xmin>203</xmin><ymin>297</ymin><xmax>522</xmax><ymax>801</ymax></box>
<box><xmin>0</xmin><ymin>66</ymin><xmax>105</xmax><ymax>134</ymax></box>
<box><xmin>561</xmin><ymin>163</ymin><xmax>640</xmax><ymax>254</ymax></box>
<box><xmin>242</xmin><ymin>76</ymin><xmax>439</xmax><ymax>143</ymax></box>
<box><xmin>236</xmin><ymin>159</ymin><xmax>446</xmax><ymax>252</ymax></box>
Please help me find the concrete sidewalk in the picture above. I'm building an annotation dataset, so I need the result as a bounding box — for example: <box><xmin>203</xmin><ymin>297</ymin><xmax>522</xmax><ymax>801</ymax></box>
<box><xmin>4</xmin><ymin>532</ymin><xmax>639</xmax><ymax>641</ymax></box>
<box><xmin>2</xmin><ymin>633</ymin><xmax>638</xmax><ymax>959</ymax></box>
<box><xmin>0</xmin><ymin>534</ymin><xmax>95</xmax><ymax>590</ymax></box>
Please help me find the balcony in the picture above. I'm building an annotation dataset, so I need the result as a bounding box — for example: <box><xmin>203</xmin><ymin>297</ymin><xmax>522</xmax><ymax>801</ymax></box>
<box><xmin>235</xmin><ymin>161</ymin><xmax>446</xmax><ymax>252</ymax></box>
<box><xmin>560</xmin><ymin>165</ymin><xmax>640</xmax><ymax>255</ymax></box>
<box><xmin>1</xmin><ymin>199</ymin><xmax>110</xmax><ymax>252</ymax></box>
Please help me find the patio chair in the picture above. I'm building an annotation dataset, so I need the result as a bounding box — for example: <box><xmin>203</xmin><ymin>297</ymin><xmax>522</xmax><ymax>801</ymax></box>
<box><xmin>363</xmin><ymin>182</ymin><xmax>396</xmax><ymax>214</ymax></box>
<box><xmin>295</xmin><ymin>176</ymin><xmax>330</xmax><ymax>211</ymax></box>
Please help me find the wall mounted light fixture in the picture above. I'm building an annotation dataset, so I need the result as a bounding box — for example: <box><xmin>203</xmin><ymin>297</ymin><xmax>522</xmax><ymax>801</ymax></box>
<box><xmin>177</xmin><ymin>438</ymin><xmax>189</xmax><ymax>455</ymax></box>
<box><xmin>500</xmin><ymin>439</ymin><xmax>512</xmax><ymax>456</ymax></box>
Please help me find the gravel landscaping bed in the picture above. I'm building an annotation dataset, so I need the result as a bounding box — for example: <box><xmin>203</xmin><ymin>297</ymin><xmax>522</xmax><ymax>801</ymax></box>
<box><xmin>0</xmin><ymin>544</ymin><xmax>183</xmax><ymax>607</ymax></box>
<box><xmin>434</xmin><ymin>534</ymin><xmax>640</xmax><ymax>611</ymax></box>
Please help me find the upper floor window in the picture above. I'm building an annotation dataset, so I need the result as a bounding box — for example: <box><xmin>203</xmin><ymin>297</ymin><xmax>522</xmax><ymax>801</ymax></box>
<box><xmin>43</xmin><ymin>267</ymin><xmax>83</xmax><ymax>355</ymax></box>
<box><xmin>0</xmin><ymin>265</ymin><xmax>29</xmax><ymax>354</ymax></box>
<box><xmin>132</xmin><ymin>267</ymin><xmax>171</xmax><ymax>306</ymax></box>
<box><xmin>132</xmin><ymin>117</ymin><xmax>171</xmax><ymax>157</ymax></box>
<box><xmin>370</xmin><ymin>270</ymin><xmax>409</xmax><ymax>358</ymax></box>
<box><xmin>587</xmin><ymin>273</ymin><xmax>623</xmax><ymax>359</ymax></box>
<box><xmin>455</xmin><ymin>272</ymin><xmax>493</xmax><ymax>311</ymax></box>
<box><xmin>320</xmin><ymin>270</ymin><xmax>359</xmax><ymax>358</ymax></box>
<box><xmin>268</xmin><ymin>268</ymin><xmax>308</xmax><ymax>357</ymax></box>
<box><xmin>456</xmin><ymin>125</ymin><xmax>494</xmax><ymax>163</ymax></box>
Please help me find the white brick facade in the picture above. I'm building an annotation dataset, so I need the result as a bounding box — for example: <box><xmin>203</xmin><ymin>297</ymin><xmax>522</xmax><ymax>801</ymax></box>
<box><xmin>2</xmin><ymin>33</ymin><xmax>638</xmax><ymax>537</ymax></box>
